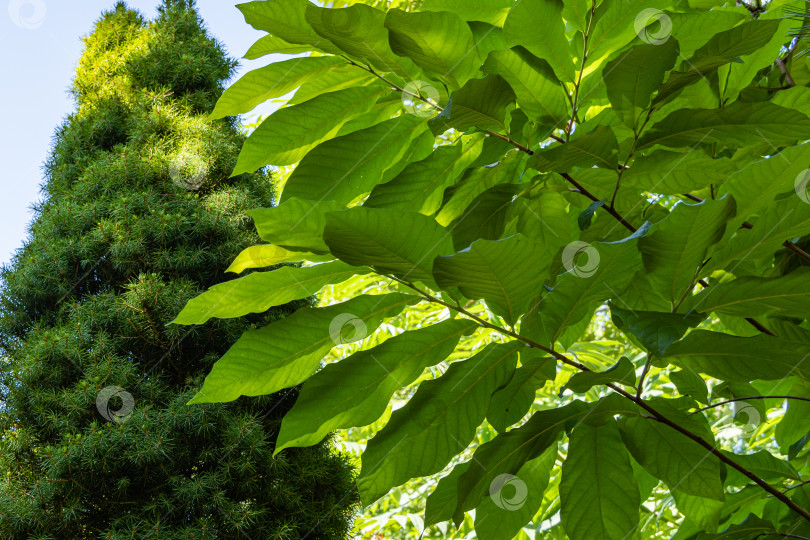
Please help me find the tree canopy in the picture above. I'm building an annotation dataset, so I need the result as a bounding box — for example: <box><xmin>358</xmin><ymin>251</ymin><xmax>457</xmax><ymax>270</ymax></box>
<box><xmin>180</xmin><ymin>0</ymin><xmax>810</xmax><ymax>537</ymax></box>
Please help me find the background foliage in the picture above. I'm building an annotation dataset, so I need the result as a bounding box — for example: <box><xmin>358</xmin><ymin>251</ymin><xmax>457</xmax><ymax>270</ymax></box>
<box><xmin>178</xmin><ymin>0</ymin><xmax>810</xmax><ymax>538</ymax></box>
<box><xmin>0</xmin><ymin>2</ymin><xmax>358</xmax><ymax>538</ymax></box>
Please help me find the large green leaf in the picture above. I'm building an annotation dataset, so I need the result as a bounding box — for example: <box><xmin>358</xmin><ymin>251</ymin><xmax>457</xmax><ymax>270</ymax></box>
<box><xmin>704</xmin><ymin>196</ymin><xmax>810</xmax><ymax>278</ymax></box>
<box><xmin>775</xmin><ymin>380</ymin><xmax>810</xmax><ymax>450</ymax></box>
<box><xmin>247</xmin><ymin>198</ymin><xmax>346</xmax><ymax>254</ymax></box>
<box><xmin>672</xmin><ymin>490</ymin><xmax>724</xmax><ymax>533</ymax></box>
<box><xmin>173</xmin><ymin>261</ymin><xmax>365</xmax><ymax>325</ymax></box>
<box><xmin>275</xmin><ymin>318</ymin><xmax>477</xmax><ymax>452</ymax></box>
<box><xmin>534</xmin><ymin>125</ymin><xmax>619</xmax><ymax>173</ymax></box>
<box><xmin>447</xmin><ymin>184</ymin><xmax>522</xmax><ymax>251</ymax></box>
<box><xmin>637</xmin><ymin>102</ymin><xmax>810</xmax><ymax>150</ymax></box>
<box><xmin>305</xmin><ymin>3</ymin><xmax>419</xmax><ymax>79</ymax></box>
<box><xmin>514</xmin><ymin>191</ymin><xmax>575</xmax><ymax>258</ymax></box>
<box><xmin>482</xmin><ymin>47</ymin><xmax>568</xmax><ymax>126</ymax></box>
<box><xmin>384</xmin><ymin>8</ymin><xmax>481</xmax><ymax>89</ymax></box>
<box><xmin>474</xmin><ymin>444</ymin><xmax>557</xmax><ymax>540</ymax></box>
<box><xmin>433</xmin><ymin>234</ymin><xmax>552</xmax><ymax>324</ymax></box>
<box><xmin>525</xmin><ymin>234</ymin><xmax>643</xmax><ymax>348</ymax></box>
<box><xmin>236</xmin><ymin>0</ymin><xmax>343</xmax><ymax>54</ymax></box>
<box><xmin>186</xmin><ymin>293</ymin><xmax>418</xmax><ymax>404</ymax></box>
<box><xmin>421</xmin><ymin>0</ymin><xmax>513</xmax><ymax>26</ymax></box>
<box><xmin>639</xmin><ymin>198</ymin><xmax>735</xmax><ymax>305</ymax></box>
<box><xmin>454</xmin><ymin>400</ymin><xmax>591</xmax><ymax>522</ymax></box>
<box><xmin>692</xmin><ymin>268</ymin><xmax>810</xmax><ymax>318</ymax></box>
<box><xmin>619</xmin><ymin>400</ymin><xmax>724</xmax><ymax>500</ymax></box>
<box><xmin>560</xmin><ymin>420</ymin><xmax>641</xmax><ymax>540</ymax></box>
<box><xmin>243</xmin><ymin>34</ymin><xmax>311</xmax><ymax>59</ymax></box>
<box><xmin>323</xmin><ymin>206</ymin><xmax>454</xmax><ymax>283</ymax></box>
<box><xmin>663</xmin><ymin>330</ymin><xmax>810</xmax><ymax>382</ymax></box>
<box><xmin>357</xmin><ymin>341</ymin><xmax>521</xmax><ymax>504</ymax></box>
<box><xmin>210</xmin><ymin>56</ymin><xmax>345</xmax><ymax>119</ymax></box>
<box><xmin>655</xmin><ymin>20</ymin><xmax>783</xmax><ymax>104</ymax></box>
<box><xmin>234</xmin><ymin>84</ymin><xmax>391</xmax><ymax>172</ymax></box>
<box><xmin>487</xmin><ymin>352</ymin><xmax>556</xmax><ymax>432</ymax></box>
<box><xmin>365</xmin><ymin>136</ymin><xmax>483</xmax><ymax>214</ymax></box>
<box><xmin>722</xmin><ymin>19</ymin><xmax>790</xmax><ymax>100</ymax></box>
<box><xmin>603</xmin><ymin>40</ymin><xmax>678</xmax><ymax>129</ymax></box>
<box><xmin>622</xmin><ymin>151</ymin><xmax>734</xmax><ymax>195</ymax></box>
<box><xmin>226</xmin><ymin>245</ymin><xmax>329</xmax><ymax>274</ymax></box>
<box><xmin>610</xmin><ymin>304</ymin><xmax>705</xmax><ymax>357</ymax></box>
<box><xmin>563</xmin><ymin>356</ymin><xmax>637</xmax><ymax>393</ymax></box>
<box><xmin>503</xmin><ymin>0</ymin><xmax>574</xmax><ymax>82</ymax></box>
<box><xmin>429</xmin><ymin>75</ymin><xmax>516</xmax><ymax>134</ymax></box>
<box><xmin>280</xmin><ymin>115</ymin><xmax>432</xmax><ymax>205</ymax></box>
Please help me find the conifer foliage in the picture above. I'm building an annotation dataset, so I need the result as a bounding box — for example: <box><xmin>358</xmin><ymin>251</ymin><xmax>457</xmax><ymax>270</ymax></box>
<box><xmin>0</xmin><ymin>2</ymin><xmax>357</xmax><ymax>538</ymax></box>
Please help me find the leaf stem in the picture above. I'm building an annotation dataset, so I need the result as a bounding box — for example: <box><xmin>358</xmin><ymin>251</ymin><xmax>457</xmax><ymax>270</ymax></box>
<box><xmin>636</xmin><ymin>353</ymin><xmax>652</xmax><ymax>399</ymax></box>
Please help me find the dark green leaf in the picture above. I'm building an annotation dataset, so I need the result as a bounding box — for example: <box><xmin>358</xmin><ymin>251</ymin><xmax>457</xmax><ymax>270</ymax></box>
<box><xmin>429</xmin><ymin>75</ymin><xmax>516</xmax><ymax>134</ymax></box>
<box><xmin>563</xmin><ymin>356</ymin><xmax>636</xmax><ymax>393</ymax></box>
<box><xmin>610</xmin><ymin>303</ymin><xmax>705</xmax><ymax>357</ymax></box>
<box><xmin>503</xmin><ymin>0</ymin><xmax>574</xmax><ymax>82</ymax></box>
<box><xmin>534</xmin><ymin>125</ymin><xmax>619</xmax><ymax>173</ymax></box>
<box><xmin>487</xmin><ymin>352</ymin><xmax>556</xmax><ymax>432</ymax></box>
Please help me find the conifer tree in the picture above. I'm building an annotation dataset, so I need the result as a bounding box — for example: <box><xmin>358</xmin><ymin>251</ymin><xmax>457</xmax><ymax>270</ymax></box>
<box><xmin>0</xmin><ymin>2</ymin><xmax>358</xmax><ymax>538</ymax></box>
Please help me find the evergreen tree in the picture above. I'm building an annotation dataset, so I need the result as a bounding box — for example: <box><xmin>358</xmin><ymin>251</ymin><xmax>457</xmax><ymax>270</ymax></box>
<box><xmin>0</xmin><ymin>2</ymin><xmax>358</xmax><ymax>538</ymax></box>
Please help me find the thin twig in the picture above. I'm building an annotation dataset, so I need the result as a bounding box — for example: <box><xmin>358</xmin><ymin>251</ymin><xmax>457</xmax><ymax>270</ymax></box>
<box><xmin>692</xmin><ymin>396</ymin><xmax>810</xmax><ymax>414</ymax></box>
<box><xmin>636</xmin><ymin>353</ymin><xmax>652</xmax><ymax>399</ymax></box>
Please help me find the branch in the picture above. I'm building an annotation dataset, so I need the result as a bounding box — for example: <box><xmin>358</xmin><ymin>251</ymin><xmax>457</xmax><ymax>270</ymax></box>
<box><xmin>395</xmin><ymin>279</ymin><xmax>810</xmax><ymax>522</ymax></box>
<box><xmin>692</xmin><ymin>395</ymin><xmax>810</xmax><ymax>414</ymax></box>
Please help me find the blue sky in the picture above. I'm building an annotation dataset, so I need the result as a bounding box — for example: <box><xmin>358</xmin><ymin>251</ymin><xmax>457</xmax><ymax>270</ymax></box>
<box><xmin>1</xmin><ymin>0</ymin><xmax>284</xmax><ymax>266</ymax></box>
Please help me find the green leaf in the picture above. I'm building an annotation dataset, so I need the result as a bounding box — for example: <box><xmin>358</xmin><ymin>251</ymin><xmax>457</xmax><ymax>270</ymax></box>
<box><xmin>429</xmin><ymin>75</ymin><xmax>516</xmax><ymax>134</ymax></box>
<box><xmin>275</xmin><ymin>318</ymin><xmax>477</xmax><ymax>452</ymax></box>
<box><xmin>187</xmin><ymin>293</ymin><xmax>418</xmax><ymax>404</ymax></box>
<box><xmin>560</xmin><ymin>420</ymin><xmax>641</xmax><ymax>540</ymax></box>
<box><xmin>243</xmin><ymin>34</ymin><xmax>311</xmax><ymax>59</ymax></box>
<box><xmin>577</xmin><ymin>199</ymin><xmax>604</xmax><ymax>231</ymax></box>
<box><xmin>357</xmin><ymin>341</ymin><xmax>521</xmax><ymax>504</ymax></box>
<box><xmin>692</xmin><ymin>268</ymin><xmax>810</xmax><ymax>318</ymax></box>
<box><xmin>534</xmin><ymin>125</ymin><xmax>619</xmax><ymax>173</ymax></box>
<box><xmin>384</xmin><ymin>8</ymin><xmax>482</xmax><ymax>89</ymax></box>
<box><xmin>234</xmin><ymin>84</ymin><xmax>390</xmax><ymax>172</ymax></box>
<box><xmin>775</xmin><ymin>380</ymin><xmax>810</xmax><ymax>450</ymax></box>
<box><xmin>525</xmin><ymin>234</ymin><xmax>643</xmax><ymax>348</ymax></box>
<box><xmin>433</xmin><ymin>234</ymin><xmax>553</xmax><ymax>324</ymax></box>
<box><xmin>421</xmin><ymin>0</ymin><xmax>513</xmax><ymax>26</ymax></box>
<box><xmin>639</xmin><ymin>198</ymin><xmax>735</xmax><ymax>305</ymax></box>
<box><xmin>622</xmin><ymin>151</ymin><xmax>734</xmax><ymax>195</ymax></box>
<box><xmin>324</xmin><ymin>206</ymin><xmax>453</xmax><ymax>283</ymax></box>
<box><xmin>236</xmin><ymin>0</ymin><xmax>343</xmax><ymax>54</ymax></box>
<box><xmin>637</xmin><ymin>102</ymin><xmax>810</xmax><ymax>150</ymax></box>
<box><xmin>210</xmin><ymin>56</ymin><xmax>345</xmax><ymax>119</ymax></box>
<box><xmin>474</xmin><ymin>444</ymin><xmax>557</xmax><ymax>540</ymax></box>
<box><xmin>247</xmin><ymin>198</ymin><xmax>346</xmax><ymax>254</ymax></box>
<box><xmin>515</xmin><ymin>191</ymin><xmax>575</xmax><ymax>258</ymax></box>
<box><xmin>454</xmin><ymin>400</ymin><xmax>591</xmax><ymax>523</ymax></box>
<box><xmin>503</xmin><ymin>0</ymin><xmax>574</xmax><ymax>82</ymax></box>
<box><xmin>610</xmin><ymin>303</ymin><xmax>705</xmax><ymax>357</ymax></box>
<box><xmin>425</xmin><ymin>461</ymin><xmax>472</xmax><ymax>526</ymax></box>
<box><xmin>721</xmin><ymin>143</ymin><xmax>810</xmax><ymax>229</ymax></box>
<box><xmin>670</xmin><ymin>367</ymin><xmax>709</xmax><ymax>404</ymax></box>
<box><xmin>587</xmin><ymin>0</ymin><xmax>661</xmax><ymax>61</ymax></box>
<box><xmin>722</xmin><ymin>450</ymin><xmax>801</xmax><ymax>488</ymax></box>
<box><xmin>482</xmin><ymin>47</ymin><xmax>568</xmax><ymax>126</ymax></box>
<box><xmin>172</xmin><ymin>261</ymin><xmax>366</xmax><ymax>325</ymax></box>
<box><xmin>722</xmin><ymin>19</ymin><xmax>790</xmax><ymax>100</ymax></box>
<box><xmin>656</xmin><ymin>20</ymin><xmax>783</xmax><ymax>104</ymax></box>
<box><xmin>562</xmin><ymin>0</ymin><xmax>590</xmax><ymax>32</ymax></box>
<box><xmin>280</xmin><ymin>115</ymin><xmax>432</xmax><ymax>205</ymax></box>
<box><xmin>603</xmin><ymin>40</ymin><xmax>678</xmax><ymax>129</ymax></box>
<box><xmin>304</xmin><ymin>3</ymin><xmax>419</xmax><ymax>79</ymax></box>
<box><xmin>563</xmin><ymin>356</ymin><xmax>637</xmax><ymax>393</ymax></box>
<box><xmin>288</xmin><ymin>65</ymin><xmax>376</xmax><ymax>105</ymax></box>
<box><xmin>366</xmin><ymin>136</ymin><xmax>484</xmax><ymax>215</ymax></box>
<box><xmin>696</xmin><ymin>515</ymin><xmax>778</xmax><ymax>539</ymax></box>
<box><xmin>704</xmin><ymin>196</ymin><xmax>810</xmax><ymax>278</ymax></box>
<box><xmin>448</xmin><ymin>184</ymin><xmax>522</xmax><ymax>251</ymax></box>
<box><xmin>663</xmin><ymin>330</ymin><xmax>810</xmax><ymax>382</ymax></box>
<box><xmin>619</xmin><ymin>400</ymin><xmax>724</xmax><ymax>500</ymax></box>
<box><xmin>487</xmin><ymin>352</ymin><xmax>556</xmax><ymax>432</ymax></box>
<box><xmin>225</xmin><ymin>245</ymin><xmax>328</xmax><ymax>274</ymax></box>
<box><xmin>672</xmin><ymin>490</ymin><xmax>724</xmax><ymax>533</ymax></box>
